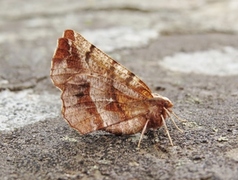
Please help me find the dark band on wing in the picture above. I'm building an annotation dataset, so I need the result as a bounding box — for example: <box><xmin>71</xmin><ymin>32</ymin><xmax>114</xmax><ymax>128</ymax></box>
<box><xmin>85</xmin><ymin>44</ymin><xmax>95</xmax><ymax>64</ymax></box>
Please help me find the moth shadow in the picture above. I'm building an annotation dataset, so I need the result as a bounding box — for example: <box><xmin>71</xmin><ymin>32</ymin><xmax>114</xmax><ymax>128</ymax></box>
<box><xmin>77</xmin><ymin>129</ymin><xmax>169</xmax><ymax>150</ymax></box>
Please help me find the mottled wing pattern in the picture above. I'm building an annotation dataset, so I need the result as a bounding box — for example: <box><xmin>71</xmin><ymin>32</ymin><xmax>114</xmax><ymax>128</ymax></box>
<box><xmin>50</xmin><ymin>30</ymin><xmax>154</xmax><ymax>134</ymax></box>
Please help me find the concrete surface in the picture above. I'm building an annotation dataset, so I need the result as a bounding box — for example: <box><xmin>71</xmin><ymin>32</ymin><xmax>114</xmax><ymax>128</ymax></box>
<box><xmin>0</xmin><ymin>0</ymin><xmax>238</xmax><ymax>179</ymax></box>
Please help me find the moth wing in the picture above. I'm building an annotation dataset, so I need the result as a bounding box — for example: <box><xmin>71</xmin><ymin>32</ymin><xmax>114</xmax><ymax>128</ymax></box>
<box><xmin>51</xmin><ymin>30</ymin><xmax>154</xmax><ymax>134</ymax></box>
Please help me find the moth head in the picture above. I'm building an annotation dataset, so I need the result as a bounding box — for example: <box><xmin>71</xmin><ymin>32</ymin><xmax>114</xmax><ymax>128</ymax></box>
<box><xmin>152</xmin><ymin>93</ymin><xmax>173</xmax><ymax>110</ymax></box>
<box><xmin>146</xmin><ymin>93</ymin><xmax>173</xmax><ymax>128</ymax></box>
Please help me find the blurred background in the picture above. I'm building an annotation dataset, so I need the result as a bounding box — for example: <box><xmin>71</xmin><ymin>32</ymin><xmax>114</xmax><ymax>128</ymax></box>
<box><xmin>1</xmin><ymin>0</ymin><xmax>238</xmax><ymax>91</ymax></box>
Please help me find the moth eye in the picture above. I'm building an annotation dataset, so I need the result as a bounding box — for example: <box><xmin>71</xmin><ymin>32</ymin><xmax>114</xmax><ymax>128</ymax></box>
<box><xmin>164</xmin><ymin>101</ymin><xmax>169</xmax><ymax>107</ymax></box>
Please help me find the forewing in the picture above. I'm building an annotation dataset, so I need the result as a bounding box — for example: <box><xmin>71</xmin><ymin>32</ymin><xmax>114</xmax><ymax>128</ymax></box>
<box><xmin>50</xmin><ymin>29</ymin><xmax>154</xmax><ymax>134</ymax></box>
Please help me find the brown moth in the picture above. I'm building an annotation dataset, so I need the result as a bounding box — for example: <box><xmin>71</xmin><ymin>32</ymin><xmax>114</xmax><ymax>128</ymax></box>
<box><xmin>50</xmin><ymin>29</ymin><xmax>181</xmax><ymax>147</ymax></box>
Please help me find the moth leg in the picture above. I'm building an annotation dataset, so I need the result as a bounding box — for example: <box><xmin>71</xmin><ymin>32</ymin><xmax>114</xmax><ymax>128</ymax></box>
<box><xmin>164</xmin><ymin>107</ymin><xmax>184</xmax><ymax>133</ymax></box>
<box><xmin>137</xmin><ymin>119</ymin><xmax>149</xmax><ymax>148</ymax></box>
<box><xmin>161</xmin><ymin>115</ymin><xmax>173</xmax><ymax>146</ymax></box>
<box><xmin>170</xmin><ymin>110</ymin><xmax>187</xmax><ymax>123</ymax></box>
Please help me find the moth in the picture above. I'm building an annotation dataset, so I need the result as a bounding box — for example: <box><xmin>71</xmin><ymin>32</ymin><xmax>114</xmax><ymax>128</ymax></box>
<box><xmin>50</xmin><ymin>29</ymin><xmax>183</xmax><ymax>147</ymax></box>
